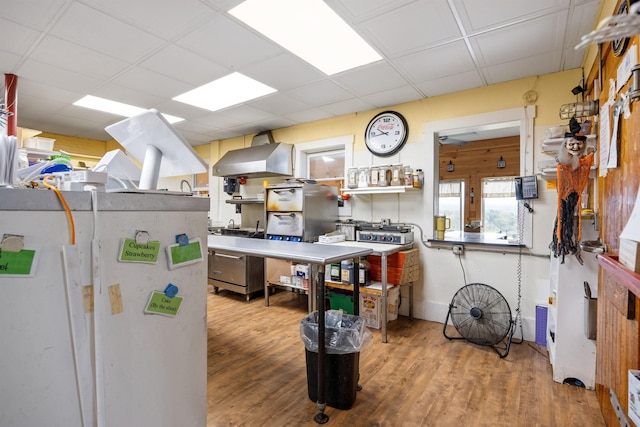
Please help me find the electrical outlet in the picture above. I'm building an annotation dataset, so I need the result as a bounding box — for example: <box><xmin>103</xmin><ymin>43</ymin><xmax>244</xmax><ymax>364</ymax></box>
<box><xmin>453</xmin><ymin>245</ymin><xmax>464</xmax><ymax>255</ymax></box>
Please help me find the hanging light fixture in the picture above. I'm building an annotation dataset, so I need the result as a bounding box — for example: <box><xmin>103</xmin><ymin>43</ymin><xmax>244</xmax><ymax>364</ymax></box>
<box><xmin>446</xmin><ymin>160</ymin><xmax>455</xmax><ymax>172</ymax></box>
<box><xmin>497</xmin><ymin>156</ymin><xmax>506</xmax><ymax>168</ymax></box>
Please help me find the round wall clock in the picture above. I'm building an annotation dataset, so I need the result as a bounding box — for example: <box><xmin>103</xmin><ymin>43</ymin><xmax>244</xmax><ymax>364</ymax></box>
<box><xmin>613</xmin><ymin>0</ymin><xmax>631</xmax><ymax>57</ymax></box>
<box><xmin>364</xmin><ymin>111</ymin><xmax>408</xmax><ymax>157</ymax></box>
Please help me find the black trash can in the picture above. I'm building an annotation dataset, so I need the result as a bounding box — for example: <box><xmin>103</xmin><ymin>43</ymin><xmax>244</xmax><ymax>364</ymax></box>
<box><xmin>300</xmin><ymin>310</ymin><xmax>372</xmax><ymax>410</ymax></box>
<box><xmin>305</xmin><ymin>349</ymin><xmax>359</xmax><ymax>409</ymax></box>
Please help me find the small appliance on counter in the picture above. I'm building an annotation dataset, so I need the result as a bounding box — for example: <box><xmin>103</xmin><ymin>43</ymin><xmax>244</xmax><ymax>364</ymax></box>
<box><xmin>356</xmin><ymin>221</ymin><xmax>414</xmax><ymax>244</ymax></box>
<box><xmin>335</xmin><ymin>219</ymin><xmax>367</xmax><ymax>241</ymax></box>
<box><xmin>265</xmin><ymin>180</ymin><xmax>338</xmax><ymax>242</ymax></box>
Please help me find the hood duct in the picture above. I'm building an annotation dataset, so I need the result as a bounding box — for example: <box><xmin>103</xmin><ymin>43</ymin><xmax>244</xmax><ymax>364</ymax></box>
<box><xmin>211</xmin><ymin>142</ymin><xmax>293</xmax><ymax>178</ymax></box>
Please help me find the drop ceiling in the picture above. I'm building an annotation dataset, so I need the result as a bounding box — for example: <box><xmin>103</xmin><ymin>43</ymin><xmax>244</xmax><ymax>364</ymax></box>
<box><xmin>0</xmin><ymin>0</ymin><xmax>601</xmax><ymax>145</ymax></box>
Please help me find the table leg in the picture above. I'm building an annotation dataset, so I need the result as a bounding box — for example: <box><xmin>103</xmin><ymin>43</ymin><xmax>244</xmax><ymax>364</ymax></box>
<box><xmin>314</xmin><ymin>268</ymin><xmax>328</xmax><ymax>424</ymax></box>
<box><xmin>381</xmin><ymin>253</ymin><xmax>388</xmax><ymax>343</ymax></box>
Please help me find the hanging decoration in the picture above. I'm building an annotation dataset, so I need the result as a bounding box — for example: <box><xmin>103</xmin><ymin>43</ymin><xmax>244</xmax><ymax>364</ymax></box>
<box><xmin>550</xmin><ymin>117</ymin><xmax>595</xmax><ymax>264</ymax></box>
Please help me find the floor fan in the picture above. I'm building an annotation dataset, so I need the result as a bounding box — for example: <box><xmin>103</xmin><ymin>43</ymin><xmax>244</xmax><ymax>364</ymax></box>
<box><xmin>443</xmin><ymin>199</ymin><xmax>530</xmax><ymax>358</ymax></box>
<box><xmin>443</xmin><ymin>283</ymin><xmax>516</xmax><ymax>358</ymax></box>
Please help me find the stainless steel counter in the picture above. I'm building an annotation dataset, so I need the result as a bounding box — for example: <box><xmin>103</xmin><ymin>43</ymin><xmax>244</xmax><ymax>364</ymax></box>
<box><xmin>207</xmin><ymin>235</ymin><xmax>372</xmax><ymax>264</ymax></box>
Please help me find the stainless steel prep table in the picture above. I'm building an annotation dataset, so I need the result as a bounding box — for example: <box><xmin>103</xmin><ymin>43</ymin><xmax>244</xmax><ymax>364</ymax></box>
<box><xmin>207</xmin><ymin>235</ymin><xmax>371</xmax><ymax>423</ymax></box>
<box><xmin>316</xmin><ymin>241</ymin><xmax>414</xmax><ymax>343</ymax></box>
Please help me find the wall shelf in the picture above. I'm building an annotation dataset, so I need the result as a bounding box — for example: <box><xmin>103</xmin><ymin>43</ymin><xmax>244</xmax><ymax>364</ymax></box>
<box><xmin>342</xmin><ymin>185</ymin><xmax>419</xmax><ymax>195</ymax></box>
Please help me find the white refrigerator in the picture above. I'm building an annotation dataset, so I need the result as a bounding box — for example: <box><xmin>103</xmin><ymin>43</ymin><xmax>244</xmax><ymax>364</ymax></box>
<box><xmin>0</xmin><ymin>188</ymin><xmax>209</xmax><ymax>427</ymax></box>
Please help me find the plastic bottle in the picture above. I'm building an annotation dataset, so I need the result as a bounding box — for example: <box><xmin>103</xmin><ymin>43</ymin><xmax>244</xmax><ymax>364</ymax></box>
<box><xmin>403</xmin><ymin>166</ymin><xmax>413</xmax><ymax>186</ymax></box>
<box><xmin>341</xmin><ymin>259</ymin><xmax>354</xmax><ymax>284</ymax></box>
<box><xmin>412</xmin><ymin>169</ymin><xmax>424</xmax><ymax>188</ymax></box>
<box><xmin>330</xmin><ymin>263</ymin><xmax>341</xmax><ymax>282</ymax></box>
<box><xmin>369</xmin><ymin>166</ymin><xmax>379</xmax><ymax>187</ymax></box>
<box><xmin>358</xmin><ymin>256</ymin><xmax>370</xmax><ymax>287</ymax></box>
<box><xmin>347</xmin><ymin>168</ymin><xmax>358</xmax><ymax>189</ymax></box>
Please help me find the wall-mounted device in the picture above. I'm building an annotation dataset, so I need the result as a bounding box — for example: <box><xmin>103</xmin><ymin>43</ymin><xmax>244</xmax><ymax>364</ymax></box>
<box><xmin>223</xmin><ymin>177</ymin><xmax>239</xmax><ymax>195</ymax></box>
<box><xmin>515</xmin><ymin>176</ymin><xmax>538</xmax><ymax>200</ymax></box>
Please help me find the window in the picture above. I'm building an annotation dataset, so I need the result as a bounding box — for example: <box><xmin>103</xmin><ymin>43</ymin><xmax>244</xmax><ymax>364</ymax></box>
<box><xmin>308</xmin><ymin>149</ymin><xmax>345</xmax><ymax>182</ymax></box>
<box><xmin>424</xmin><ymin>106</ymin><xmax>536</xmax><ymax>247</ymax></box>
<box><xmin>481</xmin><ymin>177</ymin><xmax>517</xmax><ymax>238</ymax></box>
<box><xmin>439</xmin><ymin>180</ymin><xmax>464</xmax><ymax>231</ymax></box>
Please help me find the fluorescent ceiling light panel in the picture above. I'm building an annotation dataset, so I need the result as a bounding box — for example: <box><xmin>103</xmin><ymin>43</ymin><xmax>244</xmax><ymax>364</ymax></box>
<box><xmin>73</xmin><ymin>95</ymin><xmax>183</xmax><ymax>123</ymax></box>
<box><xmin>229</xmin><ymin>0</ymin><xmax>382</xmax><ymax>75</ymax></box>
<box><xmin>172</xmin><ymin>72</ymin><xmax>277</xmax><ymax>112</ymax></box>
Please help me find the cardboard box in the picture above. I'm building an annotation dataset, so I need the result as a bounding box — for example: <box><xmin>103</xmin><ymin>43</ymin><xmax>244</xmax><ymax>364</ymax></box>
<box><xmin>370</xmin><ymin>264</ymin><xmax>419</xmax><ymax>285</ymax></box>
<box><xmin>629</xmin><ymin>370</ymin><xmax>640</xmax><ymax>426</ymax></box>
<box><xmin>619</xmin><ymin>238</ymin><xmax>640</xmax><ymax>273</ymax></box>
<box><xmin>368</xmin><ymin>248</ymin><xmax>419</xmax><ymax>268</ymax></box>
<box><xmin>359</xmin><ymin>286</ymin><xmax>399</xmax><ymax>329</ymax></box>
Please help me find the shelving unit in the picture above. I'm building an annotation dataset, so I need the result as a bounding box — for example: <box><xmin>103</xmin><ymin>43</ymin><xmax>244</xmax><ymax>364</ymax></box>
<box><xmin>342</xmin><ymin>185</ymin><xmax>420</xmax><ymax>195</ymax></box>
<box><xmin>539</xmin><ymin>134</ymin><xmax>597</xmax><ymax>180</ymax></box>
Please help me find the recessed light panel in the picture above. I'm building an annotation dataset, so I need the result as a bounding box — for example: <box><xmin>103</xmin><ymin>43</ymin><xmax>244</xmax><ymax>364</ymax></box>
<box><xmin>73</xmin><ymin>95</ymin><xmax>183</xmax><ymax>124</ymax></box>
<box><xmin>229</xmin><ymin>0</ymin><xmax>382</xmax><ymax>75</ymax></box>
<box><xmin>172</xmin><ymin>72</ymin><xmax>277</xmax><ymax>112</ymax></box>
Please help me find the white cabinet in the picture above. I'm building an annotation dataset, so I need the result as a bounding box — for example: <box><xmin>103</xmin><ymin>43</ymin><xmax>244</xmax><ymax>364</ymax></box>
<box><xmin>546</xmin><ymin>220</ymin><xmax>598</xmax><ymax>389</ymax></box>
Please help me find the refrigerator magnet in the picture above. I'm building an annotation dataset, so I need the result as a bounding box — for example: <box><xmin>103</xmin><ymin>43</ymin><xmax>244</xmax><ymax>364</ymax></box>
<box><xmin>166</xmin><ymin>237</ymin><xmax>203</xmax><ymax>270</ymax></box>
<box><xmin>118</xmin><ymin>237</ymin><xmax>161</xmax><ymax>264</ymax></box>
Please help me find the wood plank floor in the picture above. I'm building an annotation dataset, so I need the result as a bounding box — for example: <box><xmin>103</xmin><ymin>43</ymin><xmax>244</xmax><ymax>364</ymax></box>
<box><xmin>206</xmin><ymin>288</ymin><xmax>605</xmax><ymax>427</ymax></box>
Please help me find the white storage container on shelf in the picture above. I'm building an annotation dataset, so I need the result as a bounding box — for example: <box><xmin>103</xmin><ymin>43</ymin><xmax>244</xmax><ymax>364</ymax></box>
<box><xmin>23</xmin><ymin>137</ymin><xmax>56</xmax><ymax>151</ymax></box>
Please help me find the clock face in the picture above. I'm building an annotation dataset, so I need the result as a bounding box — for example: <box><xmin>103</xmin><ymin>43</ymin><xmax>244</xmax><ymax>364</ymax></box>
<box><xmin>364</xmin><ymin>111</ymin><xmax>408</xmax><ymax>157</ymax></box>
<box><xmin>613</xmin><ymin>0</ymin><xmax>631</xmax><ymax>57</ymax></box>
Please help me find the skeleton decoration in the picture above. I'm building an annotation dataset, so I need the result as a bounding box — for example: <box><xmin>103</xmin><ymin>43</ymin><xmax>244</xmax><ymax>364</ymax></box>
<box><xmin>550</xmin><ymin>117</ymin><xmax>594</xmax><ymax>264</ymax></box>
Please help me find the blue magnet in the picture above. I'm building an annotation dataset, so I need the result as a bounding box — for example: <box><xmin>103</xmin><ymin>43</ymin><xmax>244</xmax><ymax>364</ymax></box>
<box><xmin>175</xmin><ymin>234</ymin><xmax>189</xmax><ymax>246</ymax></box>
<box><xmin>164</xmin><ymin>283</ymin><xmax>179</xmax><ymax>298</ymax></box>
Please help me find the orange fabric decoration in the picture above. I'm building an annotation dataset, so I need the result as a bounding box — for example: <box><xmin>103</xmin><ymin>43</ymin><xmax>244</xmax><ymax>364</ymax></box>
<box><xmin>552</xmin><ymin>153</ymin><xmax>593</xmax><ymax>262</ymax></box>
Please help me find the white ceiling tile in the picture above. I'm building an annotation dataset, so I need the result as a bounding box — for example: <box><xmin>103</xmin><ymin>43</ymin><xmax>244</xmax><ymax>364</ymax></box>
<box><xmin>82</xmin><ymin>0</ymin><xmax>215</xmax><ymax>40</ymax></box>
<box><xmin>482</xmin><ymin>51</ymin><xmax>562</xmax><ymax>85</ymax></box>
<box><xmin>319</xmin><ymin>98</ymin><xmax>375</xmax><ymax>116</ymax></box>
<box><xmin>453</xmin><ymin>0</ymin><xmax>570</xmax><ymax>32</ymax></box>
<box><xmin>360</xmin><ymin>0</ymin><xmax>461</xmax><ymax>56</ymax></box>
<box><xmin>49</xmin><ymin>2</ymin><xmax>165</xmax><ymax>63</ymax></box>
<box><xmin>360</xmin><ymin>85</ymin><xmax>424</xmax><ymax>108</ymax></box>
<box><xmin>238</xmin><ymin>52</ymin><xmax>325</xmax><ymax>91</ymax></box>
<box><xmin>286</xmin><ymin>109</ymin><xmax>334</xmax><ymax>124</ymax></box>
<box><xmin>140</xmin><ymin>44</ymin><xmax>230</xmax><ymax>86</ymax></box>
<box><xmin>0</xmin><ymin>49</ymin><xmax>24</xmax><ymax>74</ymax></box>
<box><xmin>31</xmin><ymin>36</ymin><xmax>130</xmax><ymax>80</ymax></box>
<box><xmin>470</xmin><ymin>13</ymin><xmax>567</xmax><ymax>66</ymax></box>
<box><xmin>110</xmin><ymin>67</ymin><xmax>193</xmax><ymax>99</ymax></box>
<box><xmin>16</xmin><ymin>59</ymin><xmax>102</xmax><ymax>94</ymax></box>
<box><xmin>284</xmin><ymin>80</ymin><xmax>353</xmax><ymax>107</ymax></box>
<box><xmin>415</xmin><ymin>70</ymin><xmax>485</xmax><ymax>97</ymax></box>
<box><xmin>177</xmin><ymin>13</ymin><xmax>282</xmax><ymax>69</ymax></box>
<box><xmin>393</xmin><ymin>41</ymin><xmax>476</xmax><ymax>82</ymax></box>
<box><xmin>90</xmin><ymin>83</ymin><xmax>165</xmax><ymax>109</ymax></box>
<box><xmin>0</xmin><ymin>18</ymin><xmax>41</xmax><ymax>56</ymax></box>
<box><xmin>247</xmin><ymin>94</ymin><xmax>310</xmax><ymax>116</ymax></box>
<box><xmin>333</xmin><ymin>62</ymin><xmax>410</xmax><ymax>97</ymax></box>
<box><xmin>2</xmin><ymin>0</ymin><xmax>69</xmax><ymax>31</ymax></box>
<box><xmin>15</xmin><ymin>80</ymin><xmax>85</xmax><ymax>105</ymax></box>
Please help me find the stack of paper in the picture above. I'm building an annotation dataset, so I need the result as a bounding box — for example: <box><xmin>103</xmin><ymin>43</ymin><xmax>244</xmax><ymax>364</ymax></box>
<box><xmin>0</xmin><ymin>134</ymin><xmax>18</xmax><ymax>186</ymax></box>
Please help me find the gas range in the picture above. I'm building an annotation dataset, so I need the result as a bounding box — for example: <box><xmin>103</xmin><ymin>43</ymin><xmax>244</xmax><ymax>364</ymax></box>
<box><xmin>356</xmin><ymin>223</ymin><xmax>414</xmax><ymax>244</ymax></box>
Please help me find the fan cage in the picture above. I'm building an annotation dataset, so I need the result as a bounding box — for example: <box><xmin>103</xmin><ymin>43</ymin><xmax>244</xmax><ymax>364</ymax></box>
<box><xmin>448</xmin><ymin>283</ymin><xmax>513</xmax><ymax>346</ymax></box>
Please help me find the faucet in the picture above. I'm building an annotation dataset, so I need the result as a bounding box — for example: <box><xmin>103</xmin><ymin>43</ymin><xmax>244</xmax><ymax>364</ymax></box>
<box><xmin>227</xmin><ymin>219</ymin><xmax>235</xmax><ymax>229</ymax></box>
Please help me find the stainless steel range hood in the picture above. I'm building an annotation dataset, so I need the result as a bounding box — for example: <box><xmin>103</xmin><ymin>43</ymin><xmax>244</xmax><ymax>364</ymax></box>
<box><xmin>211</xmin><ymin>142</ymin><xmax>293</xmax><ymax>178</ymax></box>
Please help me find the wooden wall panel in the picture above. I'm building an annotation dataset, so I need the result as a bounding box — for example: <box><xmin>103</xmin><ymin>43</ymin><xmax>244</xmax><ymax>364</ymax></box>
<box><xmin>438</xmin><ymin>137</ymin><xmax>520</xmax><ymax>225</ymax></box>
<box><xmin>588</xmin><ymin>14</ymin><xmax>640</xmax><ymax>425</ymax></box>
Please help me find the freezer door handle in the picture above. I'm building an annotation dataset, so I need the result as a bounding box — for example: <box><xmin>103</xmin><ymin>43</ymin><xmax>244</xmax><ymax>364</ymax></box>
<box><xmin>213</xmin><ymin>253</ymin><xmax>244</xmax><ymax>260</ymax></box>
